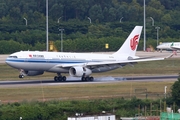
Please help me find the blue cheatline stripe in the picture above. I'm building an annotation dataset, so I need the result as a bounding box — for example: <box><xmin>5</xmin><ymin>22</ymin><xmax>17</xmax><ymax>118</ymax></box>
<box><xmin>6</xmin><ymin>58</ymin><xmax>101</xmax><ymax>64</ymax></box>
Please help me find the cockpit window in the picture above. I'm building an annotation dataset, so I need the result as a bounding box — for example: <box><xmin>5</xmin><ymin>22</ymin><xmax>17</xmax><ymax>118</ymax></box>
<box><xmin>8</xmin><ymin>56</ymin><xmax>18</xmax><ymax>58</ymax></box>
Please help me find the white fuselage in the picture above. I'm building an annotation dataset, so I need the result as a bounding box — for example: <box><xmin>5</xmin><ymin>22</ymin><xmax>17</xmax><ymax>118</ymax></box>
<box><xmin>156</xmin><ymin>42</ymin><xmax>180</xmax><ymax>50</ymax></box>
<box><xmin>6</xmin><ymin>51</ymin><xmax>130</xmax><ymax>73</ymax></box>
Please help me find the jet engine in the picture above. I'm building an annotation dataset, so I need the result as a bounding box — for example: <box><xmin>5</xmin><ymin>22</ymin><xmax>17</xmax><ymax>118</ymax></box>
<box><xmin>23</xmin><ymin>71</ymin><xmax>44</xmax><ymax>76</ymax></box>
<box><xmin>69</xmin><ymin>67</ymin><xmax>92</xmax><ymax>77</ymax></box>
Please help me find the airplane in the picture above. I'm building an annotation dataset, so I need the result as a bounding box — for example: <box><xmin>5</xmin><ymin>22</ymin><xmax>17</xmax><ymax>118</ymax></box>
<box><xmin>6</xmin><ymin>26</ymin><xmax>169</xmax><ymax>82</ymax></box>
<box><xmin>156</xmin><ymin>42</ymin><xmax>180</xmax><ymax>51</ymax></box>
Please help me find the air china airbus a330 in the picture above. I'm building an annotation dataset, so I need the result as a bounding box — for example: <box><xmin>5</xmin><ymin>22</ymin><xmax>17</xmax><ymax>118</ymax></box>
<box><xmin>6</xmin><ymin>26</ymin><xmax>168</xmax><ymax>82</ymax></box>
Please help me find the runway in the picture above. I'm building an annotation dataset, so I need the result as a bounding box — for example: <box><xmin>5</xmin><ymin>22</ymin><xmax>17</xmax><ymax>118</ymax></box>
<box><xmin>0</xmin><ymin>54</ymin><xmax>8</xmax><ymax>63</ymax></box>
<box><xmin>0</xmin><ymin>75</ymin><xmax>177</xmax><ymax>87</ymax></box>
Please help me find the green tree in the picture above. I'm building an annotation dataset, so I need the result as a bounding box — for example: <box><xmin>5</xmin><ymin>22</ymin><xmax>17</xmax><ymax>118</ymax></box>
<box><xmin>108</xmin><ymin>7</ymin><xmax>117</xmax><ymax>22</ymax></box>
<box><xmin>49</xmin><ymin>3</ymin><xmax>63</xmax><ymax>20</ymax></box>
<box><xmin>161</xmin><ymin>14</ymin><xmax>172</xmax><ymax>24</ymax></box>
<box><xmin>0</xmin><ymin>1</ymin><xmax>7</xmax><ymax>18</ymax></box>
<box><xmin>128</xmin><ymin>0</ymin><xmax>141</xmax><ymax>22</ymax></box>
<box><xmin>89</xmin><ymin>4</ymin><xmax>104</xmax><ymax>23</ymax></box>
<box><xmin>9</xmin><ymin>7</ymin><xmax>21</xmax><ymax>22</ymax></box>
<box><xmin>171</xmin><ymin>76</ymin><xmax>180</xmax><ymax>106</ymax></box>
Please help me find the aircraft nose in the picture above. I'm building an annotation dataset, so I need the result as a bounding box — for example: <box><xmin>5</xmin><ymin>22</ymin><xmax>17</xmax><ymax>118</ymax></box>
<box><xmin>5</xmin><ymin>58</ymin><xmax>14</xmax><ymax>67</ymax></box>
<box><xmin>5</xmin><ymin>59</ymin><xmax>11</xmax><ymax>65</ymax></box>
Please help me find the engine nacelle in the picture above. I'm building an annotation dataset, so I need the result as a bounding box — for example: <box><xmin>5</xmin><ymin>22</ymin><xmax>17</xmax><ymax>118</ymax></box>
<box><xmin>24</xmin><ymin>71</ymin><xmax>44</xmax><ymax>76</ymax></box>
<box><xmin>69</xmin><ymin>67</ymin><xmax>92</xmax><ymax>77</ymax></box>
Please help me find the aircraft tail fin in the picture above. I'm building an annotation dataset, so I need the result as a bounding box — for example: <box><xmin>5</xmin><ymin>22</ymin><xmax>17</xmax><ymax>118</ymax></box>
<box><xmin>112</xmin><ymin>26</ymin><xmax>143</xmax><ymax>57</ymax></box>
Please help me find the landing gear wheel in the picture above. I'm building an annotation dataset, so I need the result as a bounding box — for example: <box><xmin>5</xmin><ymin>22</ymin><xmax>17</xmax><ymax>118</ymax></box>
<box><xmin>58</xmin><ymin>76</ymin><xmax>62</xmax><ymax>81</ymax></box>
<box><xmin>81</xmin><ymin>77</ymin><xmax>86</xmax><ymax>81</ymax></box>
<box><xmin>85</xmin><ymin>77</ymin><xmax>90</xmax><ymax>81</ymax></box>
<box><xmin>62</xmin><ymin>76</ymin><xmax>66</xmax><ymax>81</ymax></box>
<box><xmin>81</xmin><ymin>76</ymin><xmax>94</xmax><ymax>81</ymax></box>
<box><xmin>19</xmin><ymin>75</ymin><xmax>24</xmax><ymax>78</ymax></box>
<box><xmin>54</xmin><ymin>75</ymin><xmax>67</xmax><ymax>82</ymax></box>
<box><xmin>89</xmin><ymin>77</ymin><xmax>94</xmax><ymax>81</ymax></box>
<box><xmin>54</xmin><ymin>76</ymin><xmax>58</xmax><ymax>81</ymax></box>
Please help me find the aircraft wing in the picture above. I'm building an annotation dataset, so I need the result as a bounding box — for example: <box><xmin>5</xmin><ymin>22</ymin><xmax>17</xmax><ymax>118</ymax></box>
<box><xmin>57</xmin><ymin>57</ymin><xmax>165</xmax><ymax>68</ymax></box>
<box><xmin>86</xmin><ymin>57</ymin><xmax>165</xmax><ymax>66</ymax></box>
<box><xmin>57</xmin><ymin>53</ymin><xmax>173</xmax><ymax>68</ymax></box>
<box><xmin>171</xmin><ymin>46</ymin><xmax>180</xmax><ymax>50</ymax></box>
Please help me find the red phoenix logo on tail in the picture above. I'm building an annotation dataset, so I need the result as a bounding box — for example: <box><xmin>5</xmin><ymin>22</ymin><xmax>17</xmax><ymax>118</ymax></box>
<box><xmin>130</xmin><ymin>35</ymin><xmax>139</xmax><ymax>51</ymax></box>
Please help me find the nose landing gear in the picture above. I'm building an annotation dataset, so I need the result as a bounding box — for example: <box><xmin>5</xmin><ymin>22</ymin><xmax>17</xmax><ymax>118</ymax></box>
<box><xmin>19</xmin><ymin>75</ymin><xmax>24</xmax><ymax>78</ymax></box>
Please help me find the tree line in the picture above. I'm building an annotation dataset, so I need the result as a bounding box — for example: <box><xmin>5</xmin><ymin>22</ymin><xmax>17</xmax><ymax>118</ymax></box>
<box><xmin>0</xmin><ymin>0</ymin><xmax>180</xmax><ymax>53</ymax></box>
<box><xmin>0</xmin><ymin>35</ymin><xmax>179</xmax><ymax>54</ymax></box>
<box><xmin>0</xmin><ymin>97</ymin><xmax>175</xmax><ymax>120</ymax></box>
<box><xmin>1</xmin><ymin>0</ymin><xmax>180</xmax><ymax>24</ymax></box>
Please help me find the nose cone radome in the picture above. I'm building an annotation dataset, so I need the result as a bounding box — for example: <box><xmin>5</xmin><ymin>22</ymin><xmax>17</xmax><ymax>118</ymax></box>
<box><xmin>5</xmin><ymin>58</ymin><xmax>12</xmax><ymax>67</ymax></box>
<box><xmin>5</xmin><ymin>57</ymin><xmax>17</xmax><ymax>68</ymax></box>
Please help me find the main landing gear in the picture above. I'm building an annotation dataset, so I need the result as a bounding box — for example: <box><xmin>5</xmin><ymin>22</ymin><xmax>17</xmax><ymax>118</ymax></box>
<box><xmin>54</xmin><ymin>76</ymin><xmax>66</xmax><ymax>82</ymax></box>
<box><xmin>54</xmin><ymin>73</ymin><xmax>94</xmax><ymax>82</ymax></box>
<box><xmin>54</xmin><ymin>76</ymin><xmax>94</xmax><ymax>82</ymax></box>
<box><xmin>81</xmin><ymin>76</ymin><xmax>94</xmax><ymax>81</ymax></box>
<box><xmin>54</xmin><ymin>73</ymin><xmax>66</xmax><ymax>82</ymax></box>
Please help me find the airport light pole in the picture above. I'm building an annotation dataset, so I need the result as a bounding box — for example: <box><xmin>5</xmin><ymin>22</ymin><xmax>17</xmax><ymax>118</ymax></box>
<box><xmin>23</xmin><ymin>17</ymin><xmax>27</xmax><ymax>26</ymax></box>
<box><xmin>59</xmin><ymin>28</ymin><xmax>64</xmax><ymax>52</ymax></box>
<box><xmin>120</xmin><ymin>17</ymin><xmax>123</xmax><ymax>23</ymax></box>
<box><xmin>46</xmin><ymin>0</ymin><xmax>49</xmax><ymax>51</ymax></box>
<box><xmin>57</xmin><ymin>17</ymin><xmax>62</xmax><ymax>23</ymax></box>
<box><xmin>143</xmin><ymin>0</ymin><xmax>146</xmax><ymax>51</ymax></box>
<box><xmin>150</xmin><ymin>17</ymin><xmax>154</xmax><ymax>26</ymax></box>
<box><xmin>155</xmin><ymin>26</ymin><xmax>160</xmax><ymax>46</ymax></box>
<box><xmin>87</xmin><ymin>17</ymin><xmax>91</xmax><ymax>23</ymax></box>
<box><xmin>164</xmin><ymin>86</ymin><xmax>167</xmax><ymax>99</ymax></box>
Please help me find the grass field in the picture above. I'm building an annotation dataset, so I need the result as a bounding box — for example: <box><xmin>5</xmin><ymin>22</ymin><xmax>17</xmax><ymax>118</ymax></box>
<box><xmin>1</xmin><ymin>58</ymin><xmax>180</xmax><ymax>80</ymax></box>
<box><xmin>0</xmin><ymin>58</ymin><xmax>180</xmax><ymax>103</ymax></box>
<box><xmin>0</xmin><ymin>81</ymin><xmax>174</xmax><ymax>103</ymax></box>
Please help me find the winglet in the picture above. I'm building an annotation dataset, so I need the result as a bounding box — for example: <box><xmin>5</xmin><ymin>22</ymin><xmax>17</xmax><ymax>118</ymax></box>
<box><xmin>170</xmin><ymin>42</ymin><xmax>174</xmax><ymax>47</ymax></box>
